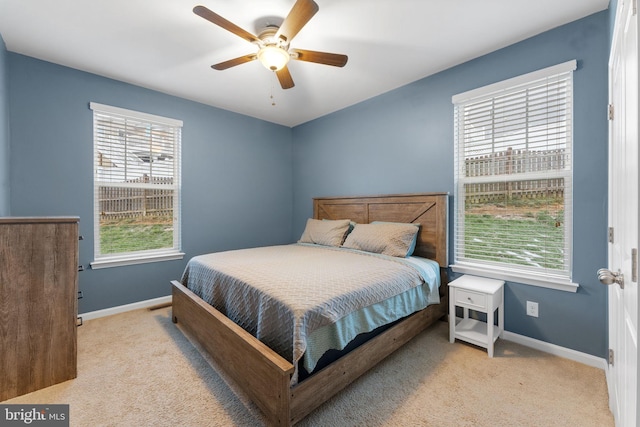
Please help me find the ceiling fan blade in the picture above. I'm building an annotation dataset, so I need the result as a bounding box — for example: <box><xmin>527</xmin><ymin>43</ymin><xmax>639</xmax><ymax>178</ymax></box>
<box><xmin>276</xmin><ymin>67</ymin><xmax>295</xmax><ymax>89</ymax></box>
<box><xmin>193</xmin><ymin>5</ymin><xmax>261</xmax><ymax>44</ymax></box>
<box><xmin>291</xmin><ymin>49</ymin><xmax>348</xmax><ymax>67</ymax></box>
<box><xmin>275</xmin><ymin>0</ymin><xmax>319</xmax><ymax>43</ymax></box>
<box><xmin>212</xmin><ymin>54</ymin><xmax>257</xmax><ymax>70</ymax></box>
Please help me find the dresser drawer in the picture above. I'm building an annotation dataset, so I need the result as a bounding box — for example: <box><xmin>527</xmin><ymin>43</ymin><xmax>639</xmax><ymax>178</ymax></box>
<box><xmin>455</xmin><ymin>289</ymin><xmax>487</xmax><ymax>310</ymax></box>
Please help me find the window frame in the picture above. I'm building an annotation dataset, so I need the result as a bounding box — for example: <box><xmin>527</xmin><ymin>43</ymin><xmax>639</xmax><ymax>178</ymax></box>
<box><xmin>450</xmin><ymin>60</ymin><xmax>579</xmax><ymax>292</ymax></box>
<box><xmin>89</xmin><ymin>102</ymin><xmax>184</xmax><ymax>269</ymax></box>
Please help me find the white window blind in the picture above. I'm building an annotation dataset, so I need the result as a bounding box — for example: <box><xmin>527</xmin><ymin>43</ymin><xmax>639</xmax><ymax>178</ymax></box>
<box><xmin>452</xmin><ymin>61</ymin><xmax>578</xmax><ymax>291</ymax></box>
<box><xmin>90</xmin><ymin>102</ymin><xmax>184</xmax><ymax>268</ymax></box>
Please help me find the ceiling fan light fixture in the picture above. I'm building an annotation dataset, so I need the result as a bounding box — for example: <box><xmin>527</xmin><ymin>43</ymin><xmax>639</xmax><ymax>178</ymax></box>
<box><xmin>257</xmin><ymin>45</ymin><xmax>290</xmax><ymax>71</ymax></box>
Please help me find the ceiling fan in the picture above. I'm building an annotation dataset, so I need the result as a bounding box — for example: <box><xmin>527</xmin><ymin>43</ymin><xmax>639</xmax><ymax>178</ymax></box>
<box><xmin>194</xmin><ymin>0</ymin><xmax>348</xmax><ymax>90</ymax></box>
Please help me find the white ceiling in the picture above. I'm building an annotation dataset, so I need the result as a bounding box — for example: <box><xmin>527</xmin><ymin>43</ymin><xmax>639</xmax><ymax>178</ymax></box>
<box><xmin>0</xmin><ymin>0</ymin><xmax>609</xmax><ymax>127</ymax></box>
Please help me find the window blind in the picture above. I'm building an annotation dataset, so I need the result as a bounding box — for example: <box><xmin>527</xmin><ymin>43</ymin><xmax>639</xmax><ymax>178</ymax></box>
<box><xmin>452</xmin><ymin>61</ymin><xmax>575</xmax><ymax>285</ymax></box>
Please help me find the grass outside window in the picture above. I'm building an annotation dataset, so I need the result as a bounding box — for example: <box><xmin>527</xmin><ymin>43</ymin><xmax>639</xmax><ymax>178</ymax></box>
<box><xmin>99</xmin><ymin>216</ymin><xmax>174</xmax><ymax>254</ymax></box>
<box><xmin>463</xmin><ymin>197</ymin><xmax>565</xmax><ymax>271</ymax></box>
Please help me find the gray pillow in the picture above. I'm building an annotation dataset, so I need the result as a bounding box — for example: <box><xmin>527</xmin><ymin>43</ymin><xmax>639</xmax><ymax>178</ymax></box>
<box><xmin>298</xmin><ymin>218</ymin><xmax>352</xmax><ymax>247</ymax></box>
<box><xmin>342</xmin><ymin>222</ymin><xmax>419</xmax><ymax>257</ymax></box>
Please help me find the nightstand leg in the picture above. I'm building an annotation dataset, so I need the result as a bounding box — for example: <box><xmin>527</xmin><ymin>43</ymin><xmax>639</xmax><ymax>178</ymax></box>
<box><xmin>449</xmin><ymin>291</ymin><xmax>455</xmax><ymax>343</ymax></box>
<box><xmin>487</xmin><ymin>302</ymin><xmax>494</xmax><ymax>357</ymax></box>
<box><xmin>499</xmin><ymin>288</ymin><xmax>504</xmax><ymax>338</ymax></box>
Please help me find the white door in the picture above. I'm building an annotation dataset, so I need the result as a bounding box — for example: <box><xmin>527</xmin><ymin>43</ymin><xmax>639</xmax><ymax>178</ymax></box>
<box><xmin>605</xmin><ymin>1</ymin><xmax>639</xmax><ymax>426</ymax></box>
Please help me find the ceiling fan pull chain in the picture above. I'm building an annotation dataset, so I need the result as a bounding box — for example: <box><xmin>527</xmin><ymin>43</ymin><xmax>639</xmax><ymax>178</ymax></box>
<box><xmin>270</xmin><ymin>83</ymin><xmax>276</xmax><ymax>107</ymax></box>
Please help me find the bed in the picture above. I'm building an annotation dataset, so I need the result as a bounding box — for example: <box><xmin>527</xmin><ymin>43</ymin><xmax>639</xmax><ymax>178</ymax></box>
<box><xmin>171</xmin><ymin>193</ymin><xmax>449</xmax><ymax>426</ymax></box>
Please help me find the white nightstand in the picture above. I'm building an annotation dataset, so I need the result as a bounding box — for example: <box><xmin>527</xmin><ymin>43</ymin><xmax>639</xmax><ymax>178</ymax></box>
<box><xmin>449</xmin><ymin>275</ymin><xmax>504</xmax><ymax>357</ymax></box>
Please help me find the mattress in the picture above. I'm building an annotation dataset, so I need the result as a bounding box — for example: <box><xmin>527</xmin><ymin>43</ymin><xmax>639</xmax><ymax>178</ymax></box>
<box><xmin>180</xmin><ymin>243</ymin><xmax>440</xmax><ymax>384</ymax></box>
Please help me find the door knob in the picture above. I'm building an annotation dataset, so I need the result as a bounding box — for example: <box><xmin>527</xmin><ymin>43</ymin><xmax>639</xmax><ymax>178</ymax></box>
<box><xmin>597</xmin><ymin>268</ymin><xmax>624</xmax><ymax>289</ymax></box>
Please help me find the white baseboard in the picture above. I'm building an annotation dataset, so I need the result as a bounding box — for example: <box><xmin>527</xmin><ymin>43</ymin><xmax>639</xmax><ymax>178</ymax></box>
<box><xmin>79</xmin><ymin>295</ymin><xmax>172</xmax><ymax>321</ymax></box>
<box><xmin>502</xmin><ymin>330</ymin><xmax>608</xmax><ymax>370</ymax></box>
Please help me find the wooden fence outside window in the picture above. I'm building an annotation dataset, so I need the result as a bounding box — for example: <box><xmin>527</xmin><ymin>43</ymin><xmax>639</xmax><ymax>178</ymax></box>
<box><xmin>464</xmin><ymin>148</ymin><xmax>566</xmax><ymax>204</ymax></box>
<box><xmin>98</xmin><ymin>175</ymin><xmax>173</xmax><ymax>220</ymax></box>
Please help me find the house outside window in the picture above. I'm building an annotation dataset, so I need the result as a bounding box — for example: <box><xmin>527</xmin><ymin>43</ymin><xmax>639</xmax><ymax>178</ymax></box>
<box><xmin>451</xmin><ymin>61</ymin><xmax>578</xmax><ymax>292</ymax></box>
<box><xmin>90</xmin><ymin>103</ymin><xmax>184</xmax><ymax>269</ymax></box>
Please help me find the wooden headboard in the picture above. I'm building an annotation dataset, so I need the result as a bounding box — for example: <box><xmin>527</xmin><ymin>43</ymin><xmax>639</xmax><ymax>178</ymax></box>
<box><xmin>313</xmin><ymin>193</ymin><xmax>449</xmax><ymax>267</ymax></box>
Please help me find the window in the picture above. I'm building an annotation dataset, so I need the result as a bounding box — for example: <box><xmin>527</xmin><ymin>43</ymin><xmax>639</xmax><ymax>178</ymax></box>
<box><xmin>451</xmin><ymin>61</ymin><xmax>578</xmax><ymax>292</ymax></box>
<box><xmin>90</xmin><ymin>103</ymin><xmax>184</xmax><ymax>269</ymax></box>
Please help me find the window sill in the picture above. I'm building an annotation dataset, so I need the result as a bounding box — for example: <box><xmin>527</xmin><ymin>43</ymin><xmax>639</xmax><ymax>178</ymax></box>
<box><xmin>91</xmin><ymin>251</ymin><xmax>185</xmax><ymax>269</ymax></box>
<box><xmin>450</xmin><ymin>263</ymin><xmax>579</xmax><ymax>293</ymax></box>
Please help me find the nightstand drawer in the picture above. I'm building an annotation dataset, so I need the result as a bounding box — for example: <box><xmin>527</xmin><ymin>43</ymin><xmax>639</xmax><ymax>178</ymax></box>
<box><xmin>455</xmin><ymin>289</ymin><xmax>487</xmax><ymax>310</ymax></box>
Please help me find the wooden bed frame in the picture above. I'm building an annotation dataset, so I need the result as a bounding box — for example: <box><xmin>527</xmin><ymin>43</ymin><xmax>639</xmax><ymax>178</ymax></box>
<box><xmin>171</xmin><ymin>193</ymin><xmax>449</xmax><ymax>426</ymax></box>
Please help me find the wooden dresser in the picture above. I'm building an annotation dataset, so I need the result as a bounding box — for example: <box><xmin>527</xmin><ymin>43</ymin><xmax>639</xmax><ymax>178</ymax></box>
<box><xmin>0</xmin><ymin>217</ymin><xmax>79</xmax><ymax>401</ymax></box>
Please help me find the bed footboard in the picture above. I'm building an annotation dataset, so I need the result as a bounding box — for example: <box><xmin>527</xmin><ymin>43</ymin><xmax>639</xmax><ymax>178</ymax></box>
<box><xmin>172</xmin><ymin>279</ymin><xmax>448</xmax><ymax>426</ymax></box>
<box><xmin>171</xmin><ymin>280</ymin><xmax>294</xmax><ymax>426</ymax></box>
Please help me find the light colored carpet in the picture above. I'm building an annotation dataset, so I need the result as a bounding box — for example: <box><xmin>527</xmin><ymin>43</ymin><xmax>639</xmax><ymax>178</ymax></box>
<box><xmin>4</xmin><ymin>307</ymin><xmax>614</xmax><ymax>426</ymax></box>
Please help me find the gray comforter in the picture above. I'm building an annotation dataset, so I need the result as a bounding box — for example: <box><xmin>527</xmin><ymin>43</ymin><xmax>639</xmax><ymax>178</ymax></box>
<box><xmin>180</xmin><ymin>243</ymin><xmax>435</xmax><ymax>384</ymax></box>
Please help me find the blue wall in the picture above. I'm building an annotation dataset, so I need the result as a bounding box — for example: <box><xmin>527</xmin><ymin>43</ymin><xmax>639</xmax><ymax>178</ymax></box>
<box><xmin>7</xmin><ymin>54</ymin><xmax>293</xmax><ymax>313</ymax></box>
<box><xmin>292</xmin><ymin>12</ymin><xmax>609</xmax><ymax>358</ymax></box>
<box><xmin>609</xmin><ymin>0</ymin><xmax>619</xmax><ymax>45</ymax></box>
<box><xmin>0</xmin><ymin>35</ymin><xmax>9</xmax><ymax>215</ymax></box>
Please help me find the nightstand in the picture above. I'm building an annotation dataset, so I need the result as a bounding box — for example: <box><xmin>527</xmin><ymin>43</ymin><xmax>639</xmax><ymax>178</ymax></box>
<box><xmin>449</xmin><ymin>275</ymin><xmax>504</xmax><ymax>357</ymax></box>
